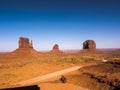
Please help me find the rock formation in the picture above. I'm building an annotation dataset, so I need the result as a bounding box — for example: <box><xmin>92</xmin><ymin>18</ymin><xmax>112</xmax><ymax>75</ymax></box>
<box><xmin>19</xmin><ymin>37</ymin><xmax>33</xmax><ymax>48</ymax></box>
<box><xmin>83</xmin><ymin>40</ymin><xmax>96</xmax><ymax>50</ymax></box>
<box><xmin>1</xmin><ymin>37</ymin><xmax>40</xmax><ymax>58</ymax></box>
<box><xmin>12</xmin><ymin>37</ymin><xmax>39</xmax><ymax>56</ymax></box>
<box><xmin>50</xmin><ymin>44</ymin><xmax>63</xmax><ymax>54</ymax></box>
<box><xmin>53</xmin><ymin>44</ymin><xmax>59</xmax><ymax>50</ymax></box>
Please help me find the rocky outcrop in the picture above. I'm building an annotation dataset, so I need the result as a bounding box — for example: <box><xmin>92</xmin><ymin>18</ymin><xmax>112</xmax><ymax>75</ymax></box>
<box><xmin>19</xmin><ymin>37</ymin><xmax>33</xmax><ymax>49</ymax></box>
<box><xmin>50</xmin><ymin>44</ymin><xmax>63</xmax><ymax>54</ymax></box>
<box><xmin>80</xmin><ymin>60</ymin><xmax>120</xmax><ymax>90</ymax></box>
<box><xmin>83</xmin><ymin>40</ymin><xmax>96</xmax><ymax>50</ymax></box>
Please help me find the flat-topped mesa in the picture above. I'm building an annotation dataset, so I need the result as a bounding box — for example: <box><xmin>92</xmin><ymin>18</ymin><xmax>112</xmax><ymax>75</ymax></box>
<box><xmin>83</xmin><ymin>40</ymin><xmax>96</xmax><ymax>50</ymax></box>
<box><xmin>19</xmin><ymin>37</ymin><xmax>33</xmax><ymax>49</ymax></box>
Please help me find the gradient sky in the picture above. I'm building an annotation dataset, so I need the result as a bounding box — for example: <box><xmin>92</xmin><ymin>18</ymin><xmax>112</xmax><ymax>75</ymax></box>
<box><xmin>0</xmin><ymin>0</ymin><xmax>120</xmax><ymax>51</ymax></box>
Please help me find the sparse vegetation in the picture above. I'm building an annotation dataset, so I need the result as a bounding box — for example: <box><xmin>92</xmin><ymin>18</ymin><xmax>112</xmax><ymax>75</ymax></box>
<box><xmin>0</xmin><ymin>50</ymin><xmax>120</xmax><ymax>89</ymax></box>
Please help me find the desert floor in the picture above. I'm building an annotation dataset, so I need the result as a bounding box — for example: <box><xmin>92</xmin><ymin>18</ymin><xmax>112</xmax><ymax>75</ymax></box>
<box><xmin>0</xmin><ymin>50</ymin><xmax>120</xmax><ymax>90</ymax></box>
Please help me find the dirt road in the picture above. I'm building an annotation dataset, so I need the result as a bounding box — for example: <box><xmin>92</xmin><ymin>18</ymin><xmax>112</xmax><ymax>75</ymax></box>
<box><xmin>16</xmin><ymin>66</ymin><xmax>82</xmax><ymax>85</ymax></box>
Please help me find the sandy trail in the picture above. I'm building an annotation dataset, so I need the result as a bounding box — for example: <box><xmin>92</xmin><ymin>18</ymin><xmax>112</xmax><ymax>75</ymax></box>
<box><xmin>16</xmin><ymin>66</ymin><xmax>82</xmax><ymax>85</ymax></box>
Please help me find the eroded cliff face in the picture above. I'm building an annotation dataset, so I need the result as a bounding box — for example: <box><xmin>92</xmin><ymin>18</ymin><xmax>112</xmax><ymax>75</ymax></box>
<box><xmin>19</xmin><ymin>37</ymin><xmax>33</xmax><ymax>49</ymax></box>
<box><xmin>83</xmin><ymin>40</ymin><xmax>96</xmax><ymax>50</ymax></box>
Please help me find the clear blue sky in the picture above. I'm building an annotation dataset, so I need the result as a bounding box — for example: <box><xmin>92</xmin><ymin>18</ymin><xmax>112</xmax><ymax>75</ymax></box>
<box><xmin>0</xmin><ymin>0</ymin><xmax>120</xmax><ymax>51</ymax></box>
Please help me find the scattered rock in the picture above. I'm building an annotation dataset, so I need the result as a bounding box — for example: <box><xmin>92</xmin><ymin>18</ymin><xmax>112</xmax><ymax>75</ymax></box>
<box><xmin>79</xmin><ymin>60</ymin><xmax>120</xmax><ymax>90</ymax></box>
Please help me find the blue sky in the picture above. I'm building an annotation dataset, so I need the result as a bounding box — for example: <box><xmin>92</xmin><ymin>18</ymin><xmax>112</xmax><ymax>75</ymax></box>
<box><xmin>0</xmin><ymin>0</ymin><xmax>120</xmax><ymax>51</ymax></box>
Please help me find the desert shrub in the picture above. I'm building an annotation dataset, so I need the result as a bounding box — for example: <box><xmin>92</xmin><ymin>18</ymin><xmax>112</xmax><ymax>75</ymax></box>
<box><xmin>60</xmin><ymin>75</ymin><xmax>67</xmax><ymax>83</ymax></box>
<box><xmin>70</xmin><ymin>58</ymin><xmax>76</xmax><ymax>64</ymax></box>
<box><xmin>84</xmin><ymin>58</ymin><xmax>94</xmax><ymax>62</ymax></box>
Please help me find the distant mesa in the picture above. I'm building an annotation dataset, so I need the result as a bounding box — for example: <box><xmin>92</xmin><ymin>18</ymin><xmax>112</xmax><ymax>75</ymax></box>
<box><xmin>83</xmin><ymin>40</ymin><xmax>96</xmax><ymax>50</ymax></box>
<box><xmin>19</xmin><ymin>37</ymin><xmax>33</xmax><ymax>49</ymax></box>
<box><xmin>1</xmin><ymin>37</ymin><xmax>40</xmax><ymax>58</ymax></box>
<box><xmin>13</xmin><ymin>37</ymin><xmax>38</xmax><ymax>55</ymax></box>
<box><xmin>50</xmin><ymin>44</ymin><xmax>63</xmax><ymax>54</ymax></box>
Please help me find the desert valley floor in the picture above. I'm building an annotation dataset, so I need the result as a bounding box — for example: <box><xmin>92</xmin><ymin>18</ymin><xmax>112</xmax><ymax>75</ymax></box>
<box><xmin>0</xmin><ymin>49</ymin><xmax>120</xmax><ymax>90</ymax></box>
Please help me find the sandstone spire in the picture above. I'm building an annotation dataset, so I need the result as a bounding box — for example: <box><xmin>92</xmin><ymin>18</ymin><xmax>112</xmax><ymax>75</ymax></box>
<box><xmin>53</xmin><ymin>44</ymin><xmax>59</xmax><ymax>50</ymax></box>
<box><xmin>50</xmin><ymin>44</ymin><xmax>63</xmax><ymax>54</ymax></box>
